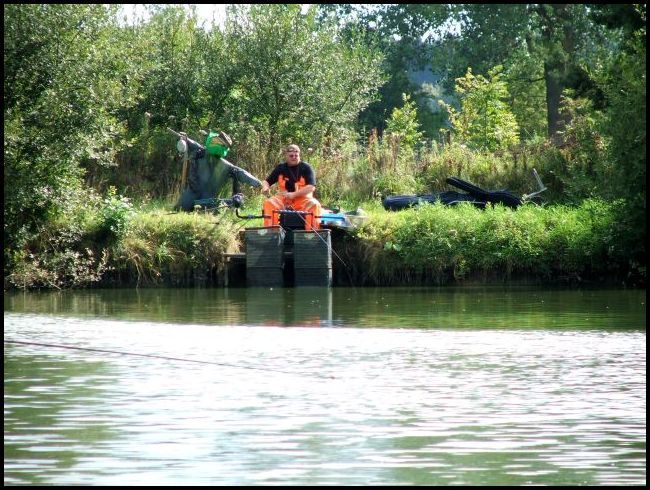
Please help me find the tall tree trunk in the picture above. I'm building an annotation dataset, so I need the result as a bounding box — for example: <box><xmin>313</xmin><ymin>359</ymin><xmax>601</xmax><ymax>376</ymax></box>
<box><xmin>544</xmin><ymin>61</ymin><xmax>569</xmax><ymax>141</ymax></box>
<box><xmin>538</xmin><ymin>4</ymin><xmax>575</xmax><ymax>142</ymax></box>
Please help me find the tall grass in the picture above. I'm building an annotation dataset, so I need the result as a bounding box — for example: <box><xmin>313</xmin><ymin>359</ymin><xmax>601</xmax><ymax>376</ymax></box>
<box><xmin>111</xmin><ymin>209</ymin><xmax>242</xmax><ymax>286</ymax></box>
<box><xmin>343</xmin><ymin>198</ymin><xmax>627</xmax><ymax>286</ymax></box>
<box><xmin>7</xmin><ymin>132</ymin><xmax>643</xmax><ymax>289</ymax></box>
<box><xmin>271</xmin><ymin>138</ymin><xmax>562</xmax><ymax>206</ymax></box>
<box><xmin>95</xmin><ymin>126</ymin><xmax>572</xmax><ymax>212</ymax></box>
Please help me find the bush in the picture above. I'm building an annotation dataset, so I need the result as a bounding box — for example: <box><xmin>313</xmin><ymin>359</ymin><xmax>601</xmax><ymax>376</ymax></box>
<box><xmin>347</xmin><ymin>198</ymin><xmax>628</xmax><ymax>285</ymax></box>
<box><xmin>5</xmin><ymin>189</ymin><xmax>111</xmax><ymax>289</ymax></box>
<box><xmin>99</xmin><ymin>187</ymin><xmax>136</xmax><ymax>240</ymax></box>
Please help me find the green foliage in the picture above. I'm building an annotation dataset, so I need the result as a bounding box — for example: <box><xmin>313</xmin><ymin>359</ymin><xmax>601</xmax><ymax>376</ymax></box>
<box><xmin>5</xmin><ymin>187</ymin><xmax>110</xmax><ymax>289</ymax></box>
<box><xmin>384</xmin><ymin>94</ymin><xmax>424</xmax><ymax>152</ymax></box>
<box><xmin>130</xmin><ymin>5</ymin><xmax>207</xmax><ymax>129</ymax></box>
<box><xmin>3</xmin><ymin>4</ymin><xmax>137</xmax><ymax>273</ymax></box>
<box><xmin>87</xmin><ymin>4</ymin><xmax>386</xmax><ymax>196</ymax></box>
<box><xmin>502</xmin><ymin>49</ymin><xmax>548</xmax><ymax>140</ymax></box>
<box><xmin>314</xmin><ymin>133</ymin><xmax>555</xmax><ymax>206</ymax></box>
<box><xmin>433</xmin><ymin>4</ymin><xmax>612</xmax><ymax>138</ymax></box>
<box><xmin>436</xmin><ymin>4</ymin><xmax>531</xmax><ymax>86</ymax></box>
<box><xmin>7</xmin><ymin>246</ymin><xmax>110</xmax><ymax>290</ymax></box>
<box><xmin>442</xmin><ymin>66</ymin><xmax>520</xmax><ymax>151</ymax></box>
<box><xmin>527</xmin><ymin>93</ymin><xmax>608</xmax><ymax>204</ymax></box>
<box><xmin>323</xmin><ymin>5</ymin><xmax>451</xmax><ymax>139</ymax></box>
<box><xmin>113</xmin><ymin>209</ymin><xmax>240</xmax><ymax>286</ymax></box>
<box><xmin>351</xmin><ymin>198</ymin><xmax>627</xmax><ymax>285</ymax></box>
<box><xmin>420</xmin><ymin>143</ymin><xmax>536</xmax><ymax>196</ymax></box>
<box><xmin>99</xmin><ymin>187</ymin><xmax>136</xmax><ymax>240</ymax></box>
<box><xmin>594</xmin><ymin>30</ymin><xmax>646</xmax><ymax>270</ymax></box>
<box><xmin>357</xmin><ymin>93</ymin><xmax>426</xmax><ymax>198</ymax></box>
<box><xmin>224</xmin><ymin>4</ymin><xmax>385</xmax><ymax>164</ymax></box>
<box><xmin>372</xmin><ymin>169</ymin><xmax>420</xmax><ymax>199</ymax></box>
<box><xmin>3</xmin><ymin>4</ymin><xmax>645</xmax><ymax>287</ymax></box>
<box><xmin>597</xmin><ymin>36</ymin><xmax>646</xmax><ymax>202</ymax></box>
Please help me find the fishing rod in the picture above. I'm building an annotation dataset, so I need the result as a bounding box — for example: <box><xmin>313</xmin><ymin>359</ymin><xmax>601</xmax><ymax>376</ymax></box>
<box><xmin>4</xmin><ymin>339</ymin><xmax>336</xmax><ymax>380</ymax></box>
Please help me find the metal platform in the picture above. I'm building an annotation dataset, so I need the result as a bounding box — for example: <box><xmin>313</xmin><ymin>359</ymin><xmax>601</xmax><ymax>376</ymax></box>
<box><xmin>225</xmin><ymin>227</ymin><xmax>333</xmax><ymax>287</ymax></box>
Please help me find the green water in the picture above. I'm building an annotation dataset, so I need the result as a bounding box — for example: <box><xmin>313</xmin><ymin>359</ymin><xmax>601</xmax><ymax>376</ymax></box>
<box><xmin>4</xmin><ymin>286</ymin><xmax>646</xmax><ymax>329</ymax></box>
<box><xmin>4</xmin><ymin>287</ymin><xmax>646</xmax><ymax>485</ymax></box>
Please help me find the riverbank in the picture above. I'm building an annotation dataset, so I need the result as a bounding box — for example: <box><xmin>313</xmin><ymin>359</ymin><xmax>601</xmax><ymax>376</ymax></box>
<box><xmin>5</xmin><ymin>197</ymin><xmax>645</xmax><ymax>290</ymax></box>
<box><xmin>338</xmin><ymin>199</ymin><xmax>645</xmax><ymax>287</ymax></box>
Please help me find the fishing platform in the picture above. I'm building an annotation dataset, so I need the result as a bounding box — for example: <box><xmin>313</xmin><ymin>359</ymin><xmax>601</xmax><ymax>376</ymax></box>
<box><xmin>225</xmin><ymin>209</ymin><xmax>358</xmax><ymax>288</ymax></box>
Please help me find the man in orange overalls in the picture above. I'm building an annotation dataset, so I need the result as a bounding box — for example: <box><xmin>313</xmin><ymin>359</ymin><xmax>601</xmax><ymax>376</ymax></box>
<box><xmin>261</xmin><ymin>144</ymin><xmax>322</xmax><ymax>230</ymax></box>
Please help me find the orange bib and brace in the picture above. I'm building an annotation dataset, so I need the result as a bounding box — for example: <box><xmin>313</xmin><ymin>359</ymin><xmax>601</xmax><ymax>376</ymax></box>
<box><xmin>263</xmin><ymin>162</ymin><xmax>322</xmax><ymax>230</ymax></box>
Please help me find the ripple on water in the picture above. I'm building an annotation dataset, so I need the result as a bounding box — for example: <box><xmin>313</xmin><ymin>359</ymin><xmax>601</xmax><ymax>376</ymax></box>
<box><xmin>4</xmin><ymin>312</ymin><xmax>646</xmax><ymax>486</ymax></box>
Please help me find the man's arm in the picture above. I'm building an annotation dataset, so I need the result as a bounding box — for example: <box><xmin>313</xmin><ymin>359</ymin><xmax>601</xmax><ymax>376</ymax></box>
<box><xmin>283</xmin><ymin>185</ymin><xmax>315</xmax><ymax>199</ymax></box>
<box><xmin>261</xmin><ymin>166</ymin><xmax>281</xmax><ymax>193</ymax></box>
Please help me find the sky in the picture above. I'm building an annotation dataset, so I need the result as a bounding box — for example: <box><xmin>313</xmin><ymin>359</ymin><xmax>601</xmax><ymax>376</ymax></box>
<box><xmin>118</xmin><ymin>4</ymin><xmax>313</xmax><ymax>28</ymax></box>
<box><xmin>118</xmin><ymin>4</ymin><xmax>228</xmax><ymax>28</ymax></box>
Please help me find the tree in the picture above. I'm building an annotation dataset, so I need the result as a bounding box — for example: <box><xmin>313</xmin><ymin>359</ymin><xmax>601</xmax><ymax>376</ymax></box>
<box><xmin>130</xmin><ymin>5</ymin><xmax>207</xmax><ymax>130</ymax></box>
<box><xmin>434</xmin><ymin>4</ymin><xmax>613</xmax><ymax>140</ymax></box>
<box><xmin>4</xmin><ymin>5</ymin><xmax>135</xmax><ymax>272</ymax></box>
<box><xmin>442</xmin><ymin>66</ymin><xmax>520</xmax><ymax>151</ymax></box>
<box><xmin>594</xmin><ymin>8</ymin><xmax>646</xmax><ymax>268</ymax></box>
<box><xmin>385</xmin><ymin>94</ymin><xmax>424</xmax><ymax>151</ymax></box>
<box><xmin>223</xmin><ymin>4</ymin><xmax>385</xmax><ymax>163</ymax></box>
<box><xmin>319</xmin><ymin>4</ymin><xmax>452</xmax><ymax>139</ymax></box>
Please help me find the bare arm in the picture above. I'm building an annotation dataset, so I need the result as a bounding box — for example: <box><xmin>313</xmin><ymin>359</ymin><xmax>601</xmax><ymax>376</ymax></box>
<box><xmin>283</xmin><ymin>185</ymin><xmax>315</xmax><ymax>199</ymax></box>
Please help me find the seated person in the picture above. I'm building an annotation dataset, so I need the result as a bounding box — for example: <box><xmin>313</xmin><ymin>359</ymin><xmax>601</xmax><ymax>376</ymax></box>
<box><xmin>260</xmin><ymin>144</ymin><xmax>322</xmax><ymax>230</ymax></box>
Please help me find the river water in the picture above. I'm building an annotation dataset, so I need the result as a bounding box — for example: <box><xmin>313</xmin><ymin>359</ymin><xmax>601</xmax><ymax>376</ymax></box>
<box><xmin>4</xmin><ymin>286</ymin><xmax>646</xmax><ymax>485</ymax></box>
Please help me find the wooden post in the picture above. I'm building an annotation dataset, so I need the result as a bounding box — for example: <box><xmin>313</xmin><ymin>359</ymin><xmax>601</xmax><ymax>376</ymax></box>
<box><xmin>179</xmin><ymin>132</ymin><xmax>189</xmax><ymax>190</ymax></box>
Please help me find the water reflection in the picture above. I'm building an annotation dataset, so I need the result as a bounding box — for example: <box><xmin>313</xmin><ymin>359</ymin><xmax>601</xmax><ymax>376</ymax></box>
<box><xmin>244</xmin><ymin>288</ymin><xmax>333</xmax><ymax>327</ymax></box>
<box><xmin>3</xmin><ymin>286</ymin><xmax>646</xmax><ymax>330</ymax></box>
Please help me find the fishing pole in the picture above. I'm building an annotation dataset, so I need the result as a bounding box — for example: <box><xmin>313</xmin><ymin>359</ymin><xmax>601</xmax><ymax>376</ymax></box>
<box><xmin>4</xmin><ymin>339</ymin><xmax>336</xmax><ymax>380</ymax></box>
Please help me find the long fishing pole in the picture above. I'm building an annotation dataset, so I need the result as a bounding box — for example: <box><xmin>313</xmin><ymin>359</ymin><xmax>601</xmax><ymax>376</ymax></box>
<box><xmin>4</xmin><ymin>339</ymin><xmax>336</xmax><ymax>380</ymax></box>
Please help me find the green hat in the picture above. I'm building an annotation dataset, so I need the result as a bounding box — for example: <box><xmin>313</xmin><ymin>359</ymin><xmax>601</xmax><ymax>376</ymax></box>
<box><xmin>205</xmin><ymin>130</ymin><xmax>232</xmax><ymax>158</ymax></box>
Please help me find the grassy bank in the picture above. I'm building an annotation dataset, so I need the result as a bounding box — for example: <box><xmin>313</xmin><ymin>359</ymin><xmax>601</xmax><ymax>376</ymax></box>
<box><xmin>338</xmin><ymin>199</ymin><xmax>639</xmax><ymax>286</ymax></box>
<box><xmin>107</xmin><ymin>210</ymin><xmax>242</xmax><ymax>287</ymax></box>
<box><xmin>5</xmin><ymin>196</ymin><xmax>643</xmax><ymax>290</ymax></box>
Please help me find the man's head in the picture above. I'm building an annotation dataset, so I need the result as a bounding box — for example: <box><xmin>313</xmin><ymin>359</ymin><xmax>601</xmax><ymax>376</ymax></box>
<box><xmin>285</xmin><ymin>144</ymin><xmax>301</xmax><ymax>166</ymax></box>
<box><xmin>205</xmin><ymin>130</ymin><xmax>232</xmax><ymax>158</ymax></box>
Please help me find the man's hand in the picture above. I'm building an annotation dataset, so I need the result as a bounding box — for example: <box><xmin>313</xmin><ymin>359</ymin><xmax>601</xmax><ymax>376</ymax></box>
<box><xmin>261</xmin><ymin>181</ymin><xmax>270</xmax><ymax>194</ymax></box>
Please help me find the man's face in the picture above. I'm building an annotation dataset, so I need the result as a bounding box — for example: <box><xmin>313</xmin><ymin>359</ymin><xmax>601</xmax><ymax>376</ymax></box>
<box><xmin>285</xmin><ymin>146</ymin><xmax>300</xmax><ymax>165</ymax></box>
